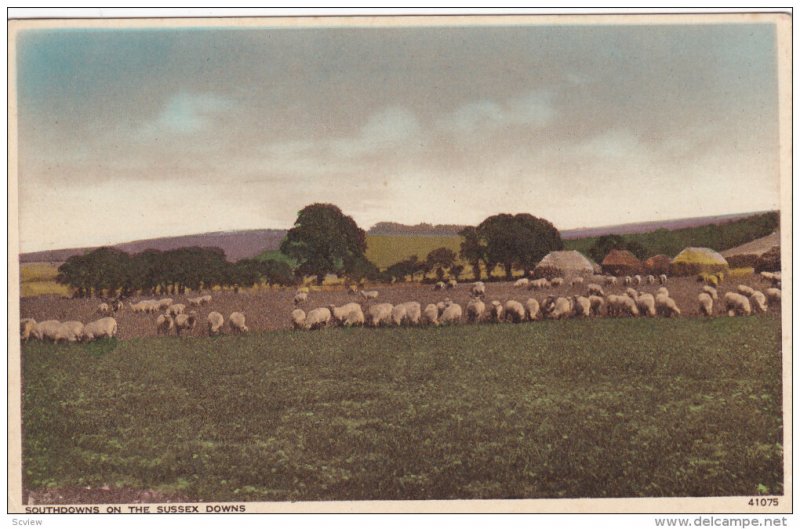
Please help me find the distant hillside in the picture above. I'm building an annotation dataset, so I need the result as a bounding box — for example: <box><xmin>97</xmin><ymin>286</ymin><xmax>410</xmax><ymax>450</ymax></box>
<box><xmin>20</xmin><ymin>229</ymin><xmax>287</xmax><ymax>263</ymax></box>
<box><xmin>368</xmin><ymin>222</ymin><xmax>467</xmax><ymax>236</ymax></box>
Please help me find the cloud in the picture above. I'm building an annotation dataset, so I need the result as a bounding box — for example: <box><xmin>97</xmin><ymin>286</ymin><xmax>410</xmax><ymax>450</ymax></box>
<box><xmin>137</xmin><ymin>92</ymin><xmax>234</xmax><ymax>138</ymax></box>
<box><xmin>329</xmin><ymin>107</ymin><xmax>422</xmax><ymax>158</ymax></box>
<box><xmin>438</xmin><ymin>90</ymin><xmax>554</xmax><ymax>137</ymax></box>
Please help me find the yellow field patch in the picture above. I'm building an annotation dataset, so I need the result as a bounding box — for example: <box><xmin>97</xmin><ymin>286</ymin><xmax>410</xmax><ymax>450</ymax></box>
<box><xmin>365</xmin><ymin>235</ymin><xmax>462</xmax><ymax>269</ymax></box>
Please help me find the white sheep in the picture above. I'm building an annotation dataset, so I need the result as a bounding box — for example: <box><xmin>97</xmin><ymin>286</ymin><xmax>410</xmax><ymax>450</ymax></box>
<box><xmin>228</xmin><ymin>312</ymin><xmax>248</xmax><ymax>334</ymax></box>
<box><xmin>701</xmin><ymin>286</ymin><xmax>718</xmax><ymax>301</ymax></box>
<box><xmin>504</xmin><ymin>300</ymin><xmax>526</xmax><ymax>323</ymax></box>
<box><xmin>31</xmin><ymin>320</ymin><xmax>61</xmax><ymax>341</ymax></box>
<box><xmin>619</xmin><ymin>296</ymin><xmax>640</xmax><ymax>317</ymax></box>
<box><xmin>572</xmin><ymin>296</ymin><xmax>591</xmax><ymax>318</ymax></box>
<box><xmin>646</xmin><ymin>275</ymin><xmax>656</xmax><ymax>285</ymax></box>
<box><xmin>343</xmin><ymin>307</ymin><xmax>366</xmax><ymax>327</ymax></box>
<box><xmin>587</xmin><ymin>284</ymin><xmax>605</xmax><ymax>297</ymax></box>
<box><xmin>657</xmin><ymin>287</ymin><xmax>670</xmax><ymax>298</ymax></box>
<box><xmin>446</xmin><ymin>279</ymin><xmax>458</xmax><ymax>289</ymax></box>
<box><xmin>329</xmin><ymin>302</ymin><xmax>363</xmax><ymax>326</ymax></box>
<box><xmin>529</xmin><ymin>278</ymin><xmax>550</xmax><ymax>290</ymax></box>
<box><xmin>514</xmin><ymin>278</ymin><xmax>530</xmax><ymax>288</ymax></box>
<box><xmin>488</xmin><ymin>300</ymin><xmax>504</xmax><ymax>323</ymax></box>
<box><xmin>167</xmin><ymin>304</ymin><xmax>186</xmax><ymax>318</ymax></box>
<box><xmin>659</xmin><ymin>274</ymin><xmax>668</xmax><ymax>285</ymax></box>
<box><xmin>293</xmin><ymin>292</ymin><xmax>308</xmax><ymax>305</ymax></box>
<box><xmin>188</xmin><ymin>296</ymin><xmax>204</xmax><ymax>307</ymax></box>
<box><xmin>290</xmin><ymin>308</ymin><xmax>306</xmax><ymax>330</ymax></box>
<box><xmin>175</xmin><ymin>312</ymin><xmax>198</xmax><ymax>336</ymax></box>
<box><xmin>156</xmin><ymin>314</ymin><xmax>174</xmax><ymax>335</ymax></box>
<box><xmin>366</xmin><ymin>304</ymin><xmax>393</xmax><ymax>328</ymax></box>
<box><xmin>157</xmin><ymin>298</ymin><xmax>174</xmax><ymax>310</ymax></box>
<box><xmin>632</xmin><ymin>275</ymin><xmax>642</xmax><ymax>286</ymax></box>
<box><xmin>82</xmin><ymin>317</ymin><xmax>118</xmax><ymax>341</ymax></box>
<box><xmin>54</xmin><ymin>321</ymin><xmax>84</xmax><ymax>343</ymax></box>
<box><xmin>737</xmin><ymin>285</ymin><xmax>756</xmax><ymax>297</ymax></box>
<box><xmin>471</xmin><ymin>281</ymin><xmax>486</xmax><ymax>298</ymax></box>
<box><xmin>570</xmin><ymin>277</ymin><xmax>584</xmax><ymax>288</ymax></box>
<box><xmin>20</xmin><ymin>318</ymin><xmax>36</xmax><ymax>342</ymax></box>
<box><xmin>545</xmin><ymin>296</ymin><xmax>573</xmax><ymax>320</ymax></box>
<box><xmin>98</xmin><ymin>302</ymin><xmax>111</xmax><ymax>315</ymax></box>
<box><xmin>655</xmin><ymin>293</ymin><xmax>681</xmax><ymax>318</ymax></box>
<box><xmin>391</xmin><ymin>304</ymin><xmax>407</xmax><ymax>326</ymax></box>
<box><xmin>200</xmin><ymin>295</ymin><xmax>213</xmax><ymax>305</ymax></box>
<box><xmin>588</xmin><ymin>295</ymin><xmax>605</xmax><ymax>317</ymax></box>
<box><xmin>207</xmin><ymin>311</ymin><xmax>225</xmax><ymax>335</ymax></box>
<box><xmin>724</xmin><ymin>292</ymin><xmax>752</xmax><ymax>317</ymax></box>
<box><xmin>360</xmin><ymin>290</ymin><xmax>379</xmax><ymax>300</ymax></box>
<box><xmin>635</xmin><ymin>293</ymin><xmax>656</xmax><ymax>317</ymax></box>
<box><xmin>698</xmin><ymin>292</ymin><xmax>714</xmax><ymax>317</ymax></box>
<box><xmin>440</xmin><ymin>302</ymin><xmax>463</xmax><ymax>325</ymax></box>
<box><xmin>604</xmin><ymin>276</ymin><xmax>618</xmax><ymax>286</ymax></box>
<box><xmin>623</xmin><ymin>276</ymin><xmax>632</xmax><ymax>286</ymax></box>
<box><xmin>550</xmin><ymin>277</ymin><xmax>564</xmax><ymax>287</ymax></box>
<box><xmin>625</xmin><ymin>287</ymin><xmax>638</xmax><ymax>300</ymax></box>
<box><xmin>765</xmin><ymin>288</ymin><xmax>781</xmax><ymax>306</ymax></box>
<box><xmin>749</xmin><ymin>291</ymin><xmax>768</xmax><ymax>314</ymax></box>
<box><xmin>525</xmin><ymin>298</ymin><xmax>541</xmax><ymax>321</ymax></box>
<box><xmin>422</xmin><ymin>304</ymin><xmax>439</xmax><ymax>326</ymax></box>
<box><xmin>398</xmin><ymin>301</ymin><xmax>421</xmax><ymax>326</ymax></box>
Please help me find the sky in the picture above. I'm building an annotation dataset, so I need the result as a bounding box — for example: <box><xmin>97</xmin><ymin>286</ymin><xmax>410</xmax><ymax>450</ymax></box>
<box><xmin>14</xmin><ymin>18</ymin><xmax>783</xmax><ymax>252</ymax></box>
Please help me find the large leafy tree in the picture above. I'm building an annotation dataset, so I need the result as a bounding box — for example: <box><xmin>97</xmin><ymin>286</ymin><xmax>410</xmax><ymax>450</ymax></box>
<box><xmin>280</xmin><ymin>203</ymin><xmax>369</xmax><ymax>285</ymax></box>
<box><xmin>477</xmin><ymin>213</ymin><xmax>563</xmax><ymax>280</ymax></box>
<box><xmin>426</xmin><ymin>247</ymin><xmax>457</xmax><ymax>281</ymax></box>
<box><xmin>459</xmin><ymin>226</ymin><xmax>485</xmax><ymax>281</ymax></box>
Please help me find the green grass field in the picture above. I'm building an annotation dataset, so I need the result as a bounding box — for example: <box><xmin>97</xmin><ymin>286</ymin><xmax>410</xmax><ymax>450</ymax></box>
<box><xmin>365</xmin><ymin>234</ymin><xmax>462</xmax><ymax>269</ymax></box>
<box><xmin>22</xmin><ymin>317</ymin><xmax>782</xmax><ymax>502</ymax></box>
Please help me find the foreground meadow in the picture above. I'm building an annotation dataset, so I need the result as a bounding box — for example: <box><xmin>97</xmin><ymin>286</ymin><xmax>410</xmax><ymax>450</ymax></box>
<box><xmin>22</xmin><ymin>317</ymin><xmax>782</xmax><ymax>503</ymax></box>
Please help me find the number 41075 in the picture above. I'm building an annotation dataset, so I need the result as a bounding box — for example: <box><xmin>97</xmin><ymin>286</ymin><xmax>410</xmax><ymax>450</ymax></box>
<box><xmin>748</xmin><ymin>498</ymin><xmax>779</xmax><ymax>507</ymax></box>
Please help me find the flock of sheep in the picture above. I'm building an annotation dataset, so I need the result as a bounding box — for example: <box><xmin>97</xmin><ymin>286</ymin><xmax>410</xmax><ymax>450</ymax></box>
<box><xmin>288</xmin><ymin>272</ymin><xmax>782</xmax><ymax>331</ymax></box>
<box><xmin>20</xmin><ymin>316</ymin><xmax>118</xmax><ymax>344</ymax></box>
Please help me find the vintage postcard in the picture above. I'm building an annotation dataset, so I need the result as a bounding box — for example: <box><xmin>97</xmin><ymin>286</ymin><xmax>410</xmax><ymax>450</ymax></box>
<box><xmin>7</xmin><ymin>11</ymin><xmax>792</xmax><ymax>516</ymax></box>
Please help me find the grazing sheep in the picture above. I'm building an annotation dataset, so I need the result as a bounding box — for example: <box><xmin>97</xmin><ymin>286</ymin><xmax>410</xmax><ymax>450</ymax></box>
<box><xmin>529</xmin><ymin>278</ymin><xmax>550</xmax><ymax>290</ymax></box>
<box><xmin>188</xmin><ymin>297</ymin><xmax>204</xmax><ymax>307</ymax></box>
<box><xmin>329</xmin><ymin>302</ymin><xmax>363</xmax><ymax>326</ymax></box>
<box><xmin>54</xmin><ymin>321</ymin><xmax>84</xmax><ymax>344</ymax></box>
<box><xmin>587</xmin><ymin>284</ymin><xmax>605</xmax><ymax>297</ymax></box>
<box><xmin>466</xmin><ymin>298</ymin><xmax>485</xmax><ymax>323</ymax></box>
<box><xmin>623</xmin><ymin>276</ymin><xmax>632</xmax><ymax>286</ymax></box>
<box><xmin>570</xmin><ymin>277</ymin><xmax>584</xmax><ymax>288</ymax></box>
<box><xmin>572</xmin><ymin>296</ymin><xmax>591</xmax><ymax>318</ymax></box>
<box><xmin>400</xmin><ymin>302</ymin><xmax>422</xmax><ymax>326</ymax></box>
<box><xmin>646</xmin><ymin>275</ymin><xmax>656</xmax><ymax>285</ymax></box>
<box><xmin>167</xmin><ymin>304</ymin><xmax>186</xmax><ymax>318</ymax></box>
<box><xmin>749</xmin><ymin>291</ymin><xmax>768</xmax><ymax>314</ymax></box>
<box><xmin>422</xmin><ymin>304</ymin><xmax>439</xmax><ymax>326</ymax></box>
<box><xmin>760</xmin><ymin>271</ymin><xmax>774</xmax><ymax>283</ymax></box>
<box><xmin>471</xmin><ymin>281</ymin><xmax>486</xmax><ymax>298</ymax></box>
<box><xmin>659</xmin><ymin>274</ymin><xmax>668</xmax><ymax>285</ymax></box>
<box><xmin>604</xmin><ymin>276</ymin><xmax>618</xmax><ymax>286</ymax></box>
<box><xmin>290</xmin><ymin>309</ymin><xmax>306</xmax><ymax>330</ymax></box>
<box><xmin>31</xmin><ymin>320</ymin><xmax>61</xmax><ymax>342</ymax></box>
<box><xmin>765</xmin><ymin>288</ymin><xmax>781</xmax><ymax>306</ymax></box>
<box><xmin>625</xmin><ymin>287</ymin><xmax>638</xmax><ymax>300</ymax></box>
<box><xmin>433</xmin><ymin>281</ymin><xmax>446</xmax><ymax>291</ymax></box>
<box><xmin>175</xmin><ymin>311</ymin><xmax>198</xmax><ymax>336</ymax></box>
<box><xmin>157</xmin><ymin>298</ymin><xmax>174</xmax><ymax>310</ymax></box>
<box><xmin>228</xmin><ymin>312</ymin><xmax>248</xmax><ymax>334</ymax></box>
<box><xmin>514</xmin><ymin>278</ymin><xmax>530</xmax><ymax>288</ymax></box>
<box><xmin>605</xmin><ymin>295</ymin><xmax>622</xmax><ymax>317</ymax></box>
<box><xmin>440</xmin><ymin>302</ymin><xmax>463</xmax><ymax>325</ymax></box>
<box><xmin>550</xmin><ymin>277</ymin><xmax>564</xmax><ymax>287</ymax></box>
<box><xmin>701</xmin><ymin>286</ymin><xmax>718</xmax><ymax>301</ymax></box>
<box><xmin>504</xmin><ymin>300</ymin><xmax>526</xmax><ymax>323</ymax></box>
<box><xmin>293</xmin><ymin>292</ymin><xmax>308</xmax><ymax>305</ymax></box>
<box><xmin>347</xmin><ymin>284</ymin><xmax>359</xmax><ymax>294</ymax></box>
<box><xmin>366</xmin><ymin>304</ymin><xmax>393</xmax><ymax>328</ymax></box>
<box><xmin>724</xmin><ymin>292</ymin><xmax>752</xmax><ymax>317</ymax></box>
<box><xmin>588</xmin><ymin>295</ymin><xmax>605</xmax><ymax>317</ymax></box>
<box><xmin>391</xmin><ymin>304</ymin><xmax>408</xmax><ymax>326</ymax></box>
<box><xmin>737</xmin><ymin>285</ymin><xmax>756</xmax><ymax>297</ymax></box>
<box><xmin>156</xmin><ymin>314</ymin><xmax>174</xmax><ymax>335</ymax></box>
<box><xmin>111</xmin><ymin>299</ymin><xmax>125</xmax><ymax>313</ymax></box>
<box><xmin>446</xmin><ymin>279</ymin><xmax>458</xmax><ymax>289</ymax></box>
<box><xmin>360</xmin><ymin>290</ymin><xmax>379</xmax><ymax>300</ymax></box>
<box><xmin>635</xmin><ymin>293</ymin><xmax>656</xmax><ymax>317</ymax></box>
<box><xmin>545</xmin><ymin>297</ymin><xmax>573</xmax><ymax>320</ymax></box>
<box><xmin>129</xmin><ymin>301</ymin><xmax>148</xmax><ymax>313</ymax></box>
<box><xmin>82</xmin><ymin>317</ymin><xmax>118</xmax><ymax>342</ymax></box>
<box><xmin>343</xmin><ymin>307</ymin><xmax>366</xmax><ymax>327</ymax></box>
<box><xmin>525</xmin><ymin>298</ymin><xmax>541</xmax><ymax>321</ymax></box>
<box><xmin>207</xmin><ymin>311</ymin><xmax>225</xmax><ymax>335</ymax></box>
<box><xmin>632</xmin><ymin>275</ymin><xmax>642</xmax><ymax>286</ymax></box>
<box><xmin>619</xmin><ymin>296</ymin><xmax>640</xmax><ymax>317</ymax></box>
<box><xmin>200</xmin><ymin>295</ymin><xmax>213</xmax><ymax>305</ymax></box>
<box><xmin>655</xmin><ymin>293</ymin><xmax>681</xmax><ymax>318</ymax></box>
<box><xmin>657</xmin><ymin>287</ymin><xmax>670</xmax><ymax>297</ymax></box>
<box><xmin>98</xmin><ymin>302</ymin><xmax>111</xmax><ymax>315</ymax></box>
<box><xmin>20</xmin><ymin>318</ymin><xmax>36</xmax><ymax>342</ymax></box>
<box><xmin>698</xmin><ymin>292</ymin><xmax>714</xmax><ymax>316</ymax></box>
<box><xmin>488</xmin><ymin>301</ymin><xmax>504</xmax><ymax>323</ymax></box>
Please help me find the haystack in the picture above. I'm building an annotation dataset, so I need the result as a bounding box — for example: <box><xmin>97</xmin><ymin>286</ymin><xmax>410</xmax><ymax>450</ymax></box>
<box><xmin>533</xmin><ymin>250</ymin><xmax>597</xmax><ymax>279</ymax></box>
<box><xmin>643</xmin><ymin>254</ymin><xmax>672</xmax><ymax>275</ymax></box>
<box><xmin>601</xmin><ymin>249</ymin><xmax>642</xmax><ymax>276</ymax></box>
<box><xmin>721</xmin><ymin>231</ymin><xmax>780</xmax><ymax>269</ymax></box>
<box><xmin>669</xmin><ymin>247</ymin><xmax>729</xmax><ymax>276</ymax></box>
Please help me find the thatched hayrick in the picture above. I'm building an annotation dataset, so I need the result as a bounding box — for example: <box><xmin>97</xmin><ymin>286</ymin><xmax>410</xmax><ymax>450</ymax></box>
<box><xmin>721</xmin><ymin>231</ymin><xmax>780</xmax><ymax>270</ymax></box>
<box><xmin>669</xmin><ymin>247</ymin><xmax>729</xmax><ymax>276</ymax></box>
<box><xmin>601</xmin><ymin>249</ymin><xmax>642</xmax><ymax>276</ymax></box>
<box><xmin>754</xmin><ymin>246</ymin><xmax>781</xmax><ymax>273</ymax></box>
<box><xmin>643</xmin><ymin>254</ymin><xmax>672</xmax><ymax>275</ymax></box>
<box><xmin>533</xmin><ymin>250</ymin><xmax>598</xmax><ymax>279</ymax></box>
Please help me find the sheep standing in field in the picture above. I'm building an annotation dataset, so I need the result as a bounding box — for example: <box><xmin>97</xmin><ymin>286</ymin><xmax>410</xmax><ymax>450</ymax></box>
<box><xmin>20</xmin><ymin>318</ymin><xmax>36</xmax><ymax>342</ymax></box>
<box><xmin>655</xmin><ymin>293</ymin><xmax>681</xmax><ymax>318</ymax></box>
<box><xmin>544</xmin><ymin>296</ymin><xmax>573</xmax><ymax>320</ymax></box>
<box><xmin>293</xmin><ymin>292</ymin><xmax>308</xmax><ymax>305</ymax></box>
<box><xmin>228</xmin><ymin>312</ymin><xmax>248</xmax><ymax>334</ymax></box>
<box><xmin>698</xmin><ymin>293</ymin><xmax>714</xmax><ymax>316</ymax></box>
<box><xmin>605</xmin><ymin>295</ymin><xmax>621</xmax><ymax>317</ymax></box>
<box><xmin>167</xmin><ymin>304</ymin><xmax>186</xmax><ymax>318</ymax></box>
<box><xmin>290</xmin><ymin>309</ymin><xmax>306</xmax><ymax>330</ymax></box>
<box><xmin>54</xmin><ymin>321</ymin><xmax>84</xmax><ymax>344</ymax></box>
<box><xmin>488</xmin><ymin>300</ymin><xmax>504</xmax><ymax>323</ymax></box>
<box><xmin>504</xmin><ymin>300</ymin><xmax>526</xmax><ymax>323</ymax></box>
<box><xmin>588</xmin><ymin>295</ymin><xmax>605</xmax><ymax>317</ymax></box>
<box><xmin>605</xmin><ymin>276</ymin><xmax>618</xmax><ymax>286</ymax></box>
<box><xmin>525</xmin><ymin>298</ymin><xmax>541</xmax><ymax>321</ymax></box>
<box><xmin>466</xmin><ymin>298</ymin><xmax>486</xmax><ymax>323</ymax></box>
<box><xmin>31</xmin><ymin>320</ymin><xmax>61</xmax><ymax>341</ymax></box>
<box><xmin>749</xmin><ymin>291</ymin><xmax>768</xmax><ymax>314</ymax></box>
<box><xmin>200</xmin><ymin>295</ymin><xmax>213</xmax><ymax>305</ymax></box>
<box><xmin>366</xmin><ymin>304</ymin><xmax>393</xmax><ymax>328</ymax></box>
<box><xmin>619</xmin><ymin>296</ymin><xmax>640</xmax><ymax>317</ymax></box>
<box><xmin>529</xmin><ymin>278</ymin><xmax>550</xmax><ymax>290</ymax></box>
<box><xmin>737</xmin><ymin>285</ymin><xmax>756</xmax><ymax>297</ymax></box>
<box><xmin>659</xmin><ymin>274</ymin><xmax>668</xmax><ymax>285</ymax></box>
<box><xmin>657</xmin><ymin>287</ymin><xmax>670</xmax><ymax>298</ymax></box>
<box><xmin>760</xmin><ymin>271</ymin><xmax>774</xmax><ymax>283</ymax></box>
<box><xmin>157</xmin><ymin>298</ymin><xmax>174</xmax><ymax>310</ymax></box>
<box><xmin>330</xmin><ymin>303</ymin><xmax>364</xmax><ymax>326</ymax></box>
<box><xmin>632</xmin><ymin>275</ymin><xmax>642</xmax><ymax>286</ymax></box>
<box><xmin>572</xmin><ymin>296</ymin><xmax>591</xmax><ymax>318</ymax></box>
<box><xmin>623</xmin><ymin>276</ymin><xmax>632</xmax><ymax>286</ymax></box>
<box><xmin>587</xmin><ymin>284</ymin><xmax>605</xmax><ymax>297</ymax></box>
<box><xmin>570</xmin><ymin>277</ymin><xmax>584</xmax><ymax>288</ymax></box>
<box><xmin>343</xmin><ymin>307</ymin><xmax>366</xmax><ymax>327</ymax></box>
<box><xmin>514</xmin><ymin>278</ymin><xmax>530</xmax><ymax>289</ymax></box>
<box><xmin>422</xmin><ymin>304</ymin><xmax>439</xmax><ymax>326</ymax></box>
<box><xmin>156</xmin><ymin>314</ymin><xmax>174</xmax><ymax>335</ymax></box>
<box><xmin>550</xmin><ymin>277</ymin><xmax>564</xmax><ymax>287</ymax></box>
<box><xmin>646</xmin><ymin>275</ymin><xmax>656</xmax><ymax>285</ymax></box>
<box><xmin>635</xmin><ymin>292</ymin><xmax>656</xmax><ymax>317</ymax></box>
<box><xmin>400</xmin><ymin>302</ymin><xmax>422</xmax><ymax>326</ymax></box>
<box><xmin>724</xmin><ymin>292</ymin><xmax>751</xmax><ymax>317</ymax></box>
<box><xmin>471</xmin><ymin>281</ymin><xmax>486</xmax><ymax>298</ymax></box>
<box><xmin>207</xmin><ymin>311</ymin><xmax>225</xmax><ymax>335</ymax></box>
<box><xmin>701</xmin><ymin>286</ymin><xmax>718</xmax><ymax>301</ymax></box>
<box><xmin>188</xmin><ymin>297</ymin><xmax>203</xmax><ymax>307</ymax></box>
<box><xmin>433</xmin><ymin>281</ymin><xmax>446</xmax><ymax>291</ymax></box>
<box><xmin>765</xmin><ymin>288</ymin><xmax>781</xmax><ymax>306</ymax></box>
<box><xmin>82</xmin><ymin>317</ymin><xmax>118</xmax><ymax>342</ymax></box>
<box><xmin>175</xmin><ymin>311</ymin><xmax>198</xmax><ymax>336</ymax></box>
<box><xmin>98</xmin><ymin>302</ymin><xmax>111</xmax><ymax>315</ymax></box>
<box><xmin>360</xmin><ymin>290</ymin><xmax>379</xmax><ymax>301</ymax></box>
<box><xmin>440</xmin><ymin>302</ymin><xmax>463</xmax><ymax>325</ymax></box>
<box><xmin>111</xmin><ymin>299</ymin><xmax>125</xmax><ymax>313</ymax></box>
<box><xmin>391</xmin><ymin>304</ymin><xmax>408</xmax><ymax>326</ymax></box>
<box><xmin>447</xmin><ymin>279</ymin><xmax>458</xmax><ymax>289</ymax></box>
<box><xmin>625</xmin><ymin>287</ymin><xmax>638</xmax><ymax>300</ymax></box>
